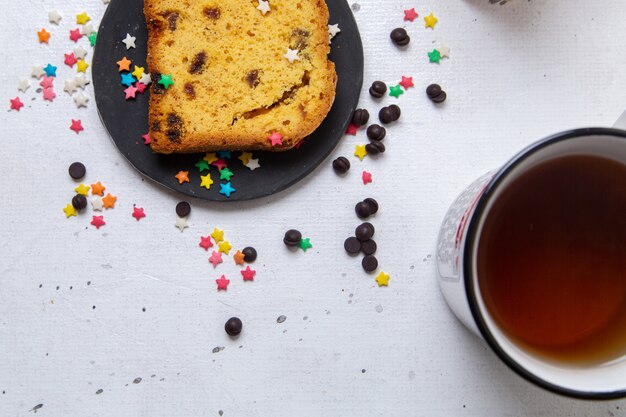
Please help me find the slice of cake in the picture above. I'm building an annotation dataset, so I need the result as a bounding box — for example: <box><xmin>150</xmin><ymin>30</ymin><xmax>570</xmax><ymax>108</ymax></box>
<box><xmin>145</xmin><ymin>0</ymin><xmax>337</xmax><ymax>153</ymax></box>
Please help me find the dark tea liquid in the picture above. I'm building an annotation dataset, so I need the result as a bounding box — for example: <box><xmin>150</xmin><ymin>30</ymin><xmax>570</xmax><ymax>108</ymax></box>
<box><xmin>477</xmin><ymin>154</ymin><xmax>626</xmax><ymax>365</ymax></box>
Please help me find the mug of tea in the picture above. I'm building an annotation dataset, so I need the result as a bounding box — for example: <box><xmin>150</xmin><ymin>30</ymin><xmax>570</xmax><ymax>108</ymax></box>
<box><xmin>437</xmin><ymin>113</ymin><xmax>626</xmax><ymax>399</ymax></box>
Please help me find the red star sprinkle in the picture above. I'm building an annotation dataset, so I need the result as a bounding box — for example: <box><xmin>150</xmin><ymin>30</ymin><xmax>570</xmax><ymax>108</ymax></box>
<box><xmin>241</xmin><ymin>266</ymin><xmax>256</xmax><ymax>281</ymax></box>
<box><xmin>141</xmin><ymin>133</ymin><xmax>151</xmax><ymax>144</ymax></box>
<box><xmin>199</xmin><ymin>236</ymin><xmax>213</xmax><ymax>251</ymax></box>
<box><xmin>404</xmin><ymin>8</ymin><xmax>419</xmax><ymax>21</ymax></box>
<box><xmin>399</xmin><ymin>76</ymin><xmax>414</xmax><ymax>89</ymax></box>
<box><xmin>132</xmin><ymin>206</ymin><xmax>146</xmax><ymax>221</ymax></box>
<box><xmin>135</xmin><ymin>82</ymin><xmax>147</xmax><ymax>93</ymax></box>
<box><xmin>39</xmin><ymin>76</ymin><xmax>54</xmax><ymax>89</ymax></box>
<box><xmin>209</xmin><ymin>251</ymin><xmax>223</xmax><ymax>267</ymax></box>
<box><xmin>70</xmin><ymin>119</ymin><xmax>84</xmax><ymax>134</ymax></box>
<box><xmin>91</xmin><ymin>215</ymin><xmax>105</xmax><ymax>229</ymax></box>
<box><xmin>216</xmin><ymin>275</ymin><xmax>230</xmax><ymax>291</ymax></box>
<box><xmin>10</xmin><ymin>97</ymin><xmax>23</xmax><ymax>111</ymax></box>
<box><xmin>345</xmin><ymin>123</ymin><xmax>358</xmax><ymax>135</ymax></box>
<box><xmin>64</xmin><ymin>53</ymin><xmax>78</xmax><ymax>67</ymax></box>
<box><xmin>362</xmin><ymin>170</ymin><xmax>373</xmax><ymax>185</ymax></box>
<box><xmin>69</xmin><ymin>28</ymin><xmax>83</xmax><ymax>42</ymax></box>
<box><xmin>124</xmin><ymin>85</ymin><xmax>138</xmax><ymax>100</ymax></box>
<box><xmin>42</xmin><ymin>88</ymin><xmax>56</xmax><ymax>101</ymax></box>
<box><xmin>268</xmin><ymin>131</ymin><xmax>283</xmax><ymax>146</ymax></box>
<box><xmin>212</xmin><ymin>159</ymin><xmax>227</xmax><ymax>170</ymax></box>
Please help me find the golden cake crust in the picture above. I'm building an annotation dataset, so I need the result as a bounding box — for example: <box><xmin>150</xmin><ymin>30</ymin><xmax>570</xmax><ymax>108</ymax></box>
<box><xmin>145</xmin><ymin>0</ymin><xmax>337</xmax><ymax>153</ymax></box>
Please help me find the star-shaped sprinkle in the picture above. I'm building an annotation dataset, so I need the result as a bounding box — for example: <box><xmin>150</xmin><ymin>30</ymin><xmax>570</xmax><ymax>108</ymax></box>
<box><xmin>219</xmin><ymin>167</ymin><xmax>234</xmax><ymax>181</ymax></box>
<box><xmin>211</xmin><ymin>228</ymin><xmax>224</xmax><ymax>243</ymax></box>
<box><xmin>219</xmin><ymin>182</ymin><xmax>236</xmax><ymax>198</ymax></box>
<box><xmin>70</xmin><ymin>119</ymin><xmax>83</xmax><ymax>134</ymax></box>
<box><xmin>49</xmin><ymin>10</ymin><xmax>62</xmax><ymax>25</ymax></box>
<box><xmin>437</xmin><ymin>44</ymin><xmax>450</xmax><ymax>58</ymax></box>
<box><xmin>122</xmin><ymin>33</ymin><xmax>136</xmax><ymax>49</ymax></box>
<box><xmin>404</xmin><ymin>8</ymin><xmax>419</xmax><ymax>21</ymax></box>
<box><xmin>76</xmin><ymin>60</ymin><xmax>89</xmax><ymax>73</ymax></box>
<box><xmin>175</xmin><ymin>171</ymin><xmax>190</xmax><ymax>184</ymax></box>
<box><xmin>132</xmin><ymin>206</ymin><xmax>146</xmax><ymax>221</ymax></box>
<box><xmin>31</xmin><ymin>65</ymin><xmax>45</xmax><ymax>79</ymax></box>
<box><xmin>428</xmin><ymin>49</ymin><xmax>441</xmax><ymax>63</ymax></box>
<box><xmin>209</xmin><ymin>251</ymin><xmax>223</xmax><ymax>267</ymax></box>
<box><xmin>120</xmin><ymin>72</ymin><xmax>135</xmax><ymax>86</ymax></box>
<box><xmin>218</xmin><ymin>240</ymin><xmax>232</xmax><ymax>255</ymax></box>
<box><xmin>257</xmin><ymin>0</ymin><xmax>271</xmax><ymax>15</ymax></box>
<box><xmin>354</xmin><ymin>144</ymin><xmax>367</xmax><ymax>161</ymax></box>
<box><xmin>389</xmin><ymin>84</ymin><xmax>404</xmax><ymax>98</ymax></box>
<box><xmin>200</xmin><ymin>173</ymin><xmax>214</xmax><ymax>189</ymax></box>
<box><xmin>246</xmin><ymin>158</ymin><xmax>260</xmax><ymax>170</ymax></box>
<box><xmin>40</xmin><ymin>76</ymin><xmax>54</xmax><ymax>89</ymax></box>
<box><xmin>399</xmin><ymin>76</ymin><xmax>414</xmax><ymax>89</ymax></box>
<box><xmin>203</xmin><ymin>152</ymin><xmax>218</xmax><ymax>164</ymax></box>
<box><xmin>424</xmin><ymin>12</ymin><xmax>438</xmax><ymax>29</ymax></box>
<box><xmin>44</xmin><ymin>64</ymin><xmax>57</xmax><ymax>77</ymax></box>
<box><xmin>362</xmin><ymin>170</ymin><xmax>373</xmax><ymax>185</ymax></box>
<box><xmin>376</xmin><ymin>271</ymin><xmax>390</xmax><ymax>286</ymax></box>
<box><xmin>238</xmin><ymin>152</ymin><xmax>252</xmax><ymax>165</ymax></box>
<box><xmin>64</xmin><ymin>53</ymin><xmax>78</xmax><ymax>67</ymax></box>
<box><xmin>135</xmin><ymin>82</ymin><xmax>148</xmax><ymax>94</ymax></box>
<box><xmin>199</xmin><ymin>236</ymin><xmax>213</xmax><ymax>250</ymax></box>
<box><xmin>212</xmin><ymin>159</ymin><xmax>228</xmax><ymax>170</ymax></box>
<box><xmin>158</xmin><ymin>74</ymin><xmax>174</xmax><ymax>89</ymax></box>
<box><xmin>117</xmin><ymin>57</ymin><xmax>131</xmax><ymax>72</ymax></box>
<box><xmin>69</xmin><ymin>28</ymin><xmax>83</xmax><ymax>42</ymax></box>
<box><xmin>241</xmin><ymin>266</ymin><xmax>256</xmax><ymax>281</ymax></box>
<box><xmin>195</xmin><ymin>159</ymin><xmax>210</xmax><ymax>172</ymax></box>
<box><xmin>43</xmin><ymin>88</ymin><xmax>56</xmax><ymax>101</ymax></box>
<box><xmin>141</xmin><ymin>133</ymin><xmax>151</xmax><ymax>144</ymax></box>
<box><xmin>299</xmin><ymin>238</ymin><xmax>312</xmax><ymax>252</ymax></box>
<box><xmin>74</xmin><ymin>93</ymin><xmax>89</xmax><ymax>108</ymax></box>
<box><xmin>76</xmin><ymin>12</ymin><xmax>91</xmax><ymax>25</ymax></box>
<box><xmin>75</xmin><ymin>75</ymin><xmax>90</xmax><ymax>89</ymax></box>
<box><xmin>80</xmin><ymin>24</ymin><xmax>95</xmax><ymax>36</ymax></box>
<box><xmin>91</xmin><ymin>182</ymin><xmax>105</xmax><ymax>195</ymax></box>
<box><xmin>102</xmin><ymin>193</ymin><xmax>117</xmax><ymax>209</ymax></box>
<box><xmin>217</xmin><ymin>150</ymin><xmax>231</xmax><ymax>159</ymax></box>
<box><xmin>175</xmin><ymin>216</ymin><xmax>188</xmax><ymax>231</ymax></box>
<box><xmin>91</xmin><ymin>215</ymin><xmax>105</xmax><ymax>229</ymax></box>
<box><xmin>328</xmin><ymin>23</ymin><xmax>341</xmax><ymax>39</ymax></box>
<box><xmin>233</xmin><ymin>250</ymin><xmax>245</xmax><ymax>265</ymax></box>
<box><xmin>63</xmin><ymin>79</ymin><xmax>77</xmax><ymax>94</ymax></box>
<box><xmin>124</xmin><ymin>85</ymin><xmax>138</xmax><ymax>99</ymax></box>
<box><xmin>75</xmin><ymin>183</ymin><xmax>90</xmax><ymax>196</ymax></box>
<box><xmin>91</xmin><ymin>197</ymin><xmax>104</xmax><ymax>211</ymax></box>
<box><xmin>268</xmin><ymin>131</ymin><xmax>283</xmax><ymax>146</ymax></box>
<box><xmin>17</xmin><ymin>79</ymin><xmax>30</xmax><ymax>92</ymax></box>
<box><xmin>74</xmin><ymin>46</ymin><xmax>87</xmax><ymax>60</ymax></box>
<box><xmin>37</xmin><ymin>29</ymin><xmax>50</xmax><ymax>43</ymax></box>
<box><xmin>345</xmin><ymin>123</ymin><xmax>358</xmax><ymax>135</ymax></box>
<box><xmin>216</xmin><ymin>275</ymin><xmax>230</xmax><ymax>291</ymax></box>
<box><xmin>284</xmin><ymin>48</ymin><xmax>300</xmax><ymax>63</ymax></box>
<box><xmin>88</xmin><ymin>32</ymin><xmax>97</xmax><ymax>46</ymax></box>
<box><xmin>139</xmin><ymin>73</ymin><xmax>152</xmax><ymax>85</ymax></box>
<box><xmin>63</xmin><ymin>204</ymin><xmax>76</xmax><ymax>218</ymax></box>
<box><xmin>131</xmin><ymin>66</ymin><xmax>144</xmax><ymax>79</ymax></box>
<box><xmin>10</xmin><ymin>97</ymin><xmax>23</xmax><ymax>111</ymax></box>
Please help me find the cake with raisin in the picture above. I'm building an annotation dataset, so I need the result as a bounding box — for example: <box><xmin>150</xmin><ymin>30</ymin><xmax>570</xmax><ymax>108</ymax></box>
<box><xmin>145</xmin><ymin>0</ymin><xmax>337</xmax><ymax>153</ymax></box>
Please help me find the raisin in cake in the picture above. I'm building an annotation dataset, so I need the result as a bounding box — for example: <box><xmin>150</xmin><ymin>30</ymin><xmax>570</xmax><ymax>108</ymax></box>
<box><xmin>145</xmin><ymin>0</ymin><xmax>337</xmax><ymax>153</ymax></box>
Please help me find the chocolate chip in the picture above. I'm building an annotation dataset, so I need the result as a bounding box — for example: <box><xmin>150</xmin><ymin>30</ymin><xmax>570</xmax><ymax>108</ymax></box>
<box><xmin>224</xmin><ymin>317</ymin><xmax>242</xmax><ymax>336</ymax></box>
<box><xmin>152</xmin><ymin>73</ymin><xmax>165</xmax><ymax>94</ymax></box>
<box><xmin>390</xmin><ymin>28</ymin><xmax>410</xmax><ymax>46</ymax></box>
<box><xmin>361</xmin><ymin>239</ymin><xmax>377</xmax><ymax>255</ymax></box>
<box><xmin>242</xmin><ymin>246</ymin><xmax>257</xmax><ymax>262</ymax></box>
<box><xmin>68</xmin><ymin>162</ymin><xmax>86</xmax><ymax>180</ymax></box>
<box><xmin>167</xmin><ymin>12</ymin><xmax>179</xmax><ymax>31</ymax></box>
<box><xmin>245</xmin><ymin>70</ymin><xmax>260</xmax><ymax>88</ymax></box>
<box><xmin>355</xmin><ymin>223</ymin><xmax>374</xmax><ymax>242</ymax></box>
<box><xmin>362</xmin><ymin>255</ymin><xmax>378</xmax><ymax>272</ymax></box>
<box><xmin>389</xmin><ymin>104</ymin><xmax>401</xmax><ymax>119</ymax></box>
<box><xmin>365</xmin><ymin>141</ymin><xmax>385</xmax><ymax>155</ymax></box>
<box><xmin>369</xmin><ymin>81</ymin><xmax>387</xmax><ymax>98</ymax></box>
<box><xmin>426</xmin><ymin>83</ymin><xmax>447</xmax><ymax>103</ymax></box>
<box><xmin>355</xmin><ymin>201</ymin><xmax>372</xmax><ymax>219</ymax></box>
<box><xmin>366</xmin><ymin>124</ymin><xmax>386</xmax><ymax>141</ymax></box>
<box><xmin>363</xmin><ymin>198</ymin><xmax>379</xmax><ymax>214</ymax></box>
<box><xmin>284</xmin><ymin>229</ymin><xmax>302</xmax><ymax>247</ymax></box>
<box><xmin>379</xmin><ymin>105</ymin><xmax>401</xmax><ymax>124</ymax></box>
<box><xmin>361</xmin><ymin>222</ymin><xmax>375</xmax><ymax>235</ymax></box>
<box><xmin>332</xmin><ymin>156</ymin><xmax>350</xmax><ymax>174</ymax></box>
<box><xmin>175</xmin><ymin>201</ymin><xmax>191</xmax><ymax>217</ymax></box>
<box><xmin>166</xmin><ymin>129</ymin><xmax>181</xmax><ymax>142</ymax></box>
<box><xmin>71</xmin><ymin>194</ymin><xmax>87</xmax><ymax>210</ymax></box>
<box><xmin>431</xmin><ymin>91</ymin><xmax>447</xmax><ymax>103</ymax></box>
<box><xmin>184</xmin><ymin>83</ymin><xmax>196</xmax><ymax>99</ymax></box>
<box><xmin>189</xmin><ymin>51</ymin><xmax>207</xmax><ymax>74</ymax></box>
<box><xmin>203</xmin><ymin>7</ymin><xmax>221</xmax><ymax>19</ymax></box>
<box><xmin>351</xmin><ymin>109</ymin><xmax>370</xmax><ymax>126</ymax></box>
<box><xmin>344</xmin><ymin>237</ymin><xmax>361</xmax><ymax>254</ymax></box>
<box><xmin>167</xmin><ymin>113</ymin><xmax>182</xmax><ymax>126</ymax></box>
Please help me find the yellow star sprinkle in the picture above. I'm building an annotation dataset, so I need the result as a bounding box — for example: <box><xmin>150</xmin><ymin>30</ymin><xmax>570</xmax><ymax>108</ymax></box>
<box><xmin>211</xmin><ymin>228</ymin><xmax>224</xmax><ymax>243</ymax></box>
<box><xmin>354</xmin><ymin>144</ymin><xmax>367</xmax><ymax>161</ymax></box>
<box><xmin>76</xmin><ymin>12</ymin><xmax>91</xmax><ymax>25</ymax></box>
<box><xmin>75</xmin><ymin>183</ymin><xmax>90</xmax><ymax>196</ymax></box>
<box><xmin>63</xmin><ymin>203</ymin><xmax>76</xmax><ymax>218</ymax></box>
<box><xmin>218</xmin><ymin>240</ymin><xmax>232</xmax><ymax>255</ymax></box>
<box><xmin>132</xmin><ymin>65</ymin><xmax>145</xmax><ymax>80</ymax></box>
<box><xmin>203</xmin><ymin>152</ymin><xmax>218</xmax><ymax>164</ymax></box>
<box><xmin>238</xmin><ymin>151</ymin><xmax>252</xmax><ymax>165</ymax></box>
<box><xmin>76</xmin><ymin>60</ymin><xmax>89</xmax><ymax>73</ymax></box>
<box><xmin>375</xmin><ymin>271</ymin><xmax>390</xmax><ymax>287</ymax></box>
<box><xmin>424</xmin><ymin>12</ymin><xmax>438</xmax><ymax>29</ymax></box>
<box><xmin>200</xmin><ymin>173</ymin><xmax>214</xmax><ymax>189</ymax></box>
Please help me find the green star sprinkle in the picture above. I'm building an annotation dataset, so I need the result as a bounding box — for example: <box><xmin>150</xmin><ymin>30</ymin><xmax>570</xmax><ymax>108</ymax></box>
<box><xmin>219</xmin><ymin>167</ymin><xmax>234</xmax><ymax>181</ymax></box>
<box><xmin>88</xmin><ymin>31</ymin><xmax>97</xmax><ymax>47</ymax></box>
<box><xmin>158</xmin><ymin>74</ymin><xmax>174</xmax><ymax>89</ymax></box>
<box><xmin>428</xmin><ymin>49</ymin><xmax>441</xmax><ymax>63</ymax></box>
<box><xmin>299</xmin><ymin>237</ymin><xmax>312</xmax><ymax>252</ymax></box>
<box><xmin>195</xmin><ymin>159</ymin><xmax>210</xmax><ymax>172</ymax></box>
<box><xmin>389</xmin><ymin>84</ymin><xmax>404</xmax><ymax>98</ymax></box>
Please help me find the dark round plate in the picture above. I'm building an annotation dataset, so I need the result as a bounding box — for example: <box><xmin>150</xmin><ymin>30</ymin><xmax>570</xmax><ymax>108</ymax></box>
<box><xmin>93</xmin><ymin>0</ymin><xmax>363</xmax><ymax>201</ymax></box>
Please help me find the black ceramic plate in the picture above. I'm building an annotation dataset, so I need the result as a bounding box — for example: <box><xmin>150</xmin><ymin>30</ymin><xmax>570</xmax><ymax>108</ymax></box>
<box><xmin>93</xmin><ymin>0</ymin><xmax>363</xmax><ymax>201</ymax></box>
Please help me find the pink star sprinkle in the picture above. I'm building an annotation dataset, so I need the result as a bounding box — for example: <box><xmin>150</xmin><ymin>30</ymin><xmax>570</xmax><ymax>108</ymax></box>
<box><xmin>199</xmin><ymin>236</ymin><xmax>213</xmax><ymax>251</ymax></box>
<box><xmin>241</xmin><ymin>266</ymin><xmax>256</xmax><ymax>281</ymax></box>
<box><xmin>216</xmin><ymin>275</ymin><xmax>230</xmax><ymax>291</ymax></box>
<box><xmin>212</xmin><ymin>159</ymin><xmax>227</xmax><ymax>170</ymax></box>
<box><xmin>135</xmin><ymin>82</ymin><xmax>147</xmax><ymax>93</ymax></box>
<box><xmin>64</xmin><ymin>53</ymin><xmax>78</xmax><ymax>67</ymax></box>
<box><xmin>404</xmin><ymin>8</ymin><xmax>419</xmax><ymax>21</ymax></box>
<box><xmin>209</xmin><ymin>251</ymin><xmax>223</xmax><ymax>267</ymax></box>
<box><xmin>362</xmin><ymin>170</ymin><xmax>373</xmax><ymax>185</ymax></box>
<box><xmin>345</xmin><ymin>123</ymin><xmax>358</xmax><ymax>135</ymax></box>
<box><xmin>142</xmin><ymin>133</ymin><xmax>151</xmax><ymax>145</ymax></box>
<box><xmin>399</xmin><ymin>76</ymin><xmax>414</xmax><ymax>89</ymax></box>
<box><xmin>69</xmin><ymin>28</ymin><xmax>83</xmax><ymax>42</ymax></box>
<box><xmin>268</xmin><ymin>131</ymin><xmax>283</xmax><ymax>146</ymax></box>
<box><xmin>91</xmin><ymin>215</ymin><xmax>105</xmax><ymax>229</ymax></box>
<box><xmin>124</xmin><ymin>85</ymin><xmax>138</xmax><ymax>99</ymax></box>
<box><xmin>70</xmin><ymin>119</ymin><xmax>84</xmax><ymax>134</ymax></box>
<box><xmin>39</xmin><ymin>76</ymin><xmax>54</xmax><ymax>89</ymax></box>
<box><xmin>132</xmin><ymin>206</ymin><xmax>146</xmax><ymax>221</ymax></box>
<box><xmin>9</xmin><ymin>97</ymin><xmax>23</xmax><ymax>111</ymax></box>
<box><xmin>42</xmin><ymin>88</ymin><xmax>56</xmax><ymax>101</ymax></box>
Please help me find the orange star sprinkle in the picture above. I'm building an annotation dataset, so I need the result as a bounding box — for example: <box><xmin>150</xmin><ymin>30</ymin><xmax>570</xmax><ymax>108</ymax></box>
<box><xmin>233</xmin><ymin>250</ymin><xmax>245</xmax><ymax>265</ymax></box>
<box><xmin>175</xmin><ymin>170</ymin><xmax>190</xmax><ymax>184</ymax></box>
<box><xmin>91</xmin><ymin>181</ymin><xmax>106</xmax><ymax>196</ymax></box>
<box><xmin>38</xmin><ymin>28</ymin><xmax>51</xmax><ymax>43</ymax></box>
<box><xmin>102</xmin><ymin>193</ymin><xmax>117</xmax><ymax>209</ymax></box>
<box><xmin>117</xmin><ymin>57</ymin><xmax>132</xmax><ymax>72</ymax></box>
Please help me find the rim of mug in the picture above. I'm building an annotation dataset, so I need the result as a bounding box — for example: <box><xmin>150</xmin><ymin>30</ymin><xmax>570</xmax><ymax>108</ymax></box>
<box><xmin>463</xmin><ymin>127</ymin><xmax>626</xmax><ymax>400</ymax></box>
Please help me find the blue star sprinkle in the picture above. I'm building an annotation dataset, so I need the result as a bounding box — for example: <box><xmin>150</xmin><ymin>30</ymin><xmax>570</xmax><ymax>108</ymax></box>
<box><xmin>44</xmin><ymin>63</ymin><xmax>57</xmax><ymax>77</ymax></box>
<box><xmin>120</xmin><ymin>72</ymin><xmax>136</xmax><ymax>87</ymax></box>
<box><xmin>217</xmin><ymin>150</ymin><xmax>231</xmax><ymax>159</ymax></box>
<box><xmin>219</xmin><ymin>182</ymin><xmax>236</xmax><ymax>198</ymax></box>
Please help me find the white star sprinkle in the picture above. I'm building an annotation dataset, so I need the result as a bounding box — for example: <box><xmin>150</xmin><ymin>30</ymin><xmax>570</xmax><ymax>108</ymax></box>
<box><xmin>74</xmin><ymin>46</ymin><xmax>88</xmax><ymax>60</ymax></box>
<box><xmin>246</xmin><ymin>158</ymin><xmax>260</xmax><ymax>170</ymax></box>
<box><xmin>257</xmin><ymin>0</ymin><xmax>271</xmax><ymax>15</ymax></box>
<box><xmin>81</xmin><ymin>24</ymin><xmax>95</xmax><ymax>36</ymax></box>
<box><xmin>31</xmin><ymin>65</ymin><xmax>45</xmax><ymax>79</ymax></box>
<box><xmin>74</xmin><ymin>93</ymin><xmax>89</xmax><ymax>108</ymax></box>
<box><xmin>91</xmin><ymin>197</ymin><xmax>104</xmax><ymax>211</ymax></box>
<box><xmin>103</xmin><ymin>0</ymin><xmax>110</xmax><ymax>3</ymax></box>
<box><xmin>284</xmin><ymin>48</ymin><xmax>300</xmax><ymax>63</ymax></box>
<box><xmin>437</xmin><ymin>44</ymin><xmax>450</xmax><ymax>58</ymax></box>
<box><xmin>49</xmin><ymin>10</ymin><xmax>62</xmax><ymax>25</ymax></box>
<box><xmin>63</xmin><ymin>79</ymin><xmax>78</xmax><ymax>95</ymax></box>
<box><xmin>75</xmin><ymin>75</ymin><xmax>90</xmax><ymax>89</ymax></box>
<box><xmin>175</xmin><ymin>216</ymin><xmax>188</xmax><ymax>231</ymax></box>
<box><xmin>17</xmin><ymin>79</ymin><xmax>30</xmax><ymax>93</ymax></box>
<box><xmin>138</xmin><ymin>73</ymin><xmax>152</xmax><ymax>85</ymax></box>
<box><xmin>328</xmin><ymin>24</ymin><xmax>341</xmax><ymax>39</ymax></box>
<box><xmin>122</xmin><ymin>33</ymin><xmax>136</xmax><ymax>50</ymax></box>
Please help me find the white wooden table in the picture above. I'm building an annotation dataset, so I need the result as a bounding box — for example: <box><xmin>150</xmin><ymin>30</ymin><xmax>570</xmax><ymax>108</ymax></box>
<box><xmin>2</xmin><ymin>0</ymin><xmax>626</xmax><ymax>415</ymax></box>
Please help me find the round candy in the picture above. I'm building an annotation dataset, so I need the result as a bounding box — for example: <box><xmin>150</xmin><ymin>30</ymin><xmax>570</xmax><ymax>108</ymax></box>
<box><xmin>355</xmin><ymin>201</ymin><xmax>371</xmax><ymax>219</ymax></box>
<box><xmin>355</xmin><ymin>223</ymin><xmax>374</xmax><ymax>242</ymax></box>
<box><xmin>366</xmin><ymin>124</ymin><xmax>386</xmax><ymax>141</ymax></box>
<box><xmin>361</xmin><ymin>239</ymin><xmax>377</xmax><ymax>255</ymax></box>
<box><xmin>224</xmin><ymin>317</ymin><xmax>243</xmax><ymax>336</ymax></box>
<box><xmin>283</xmin><ymin>229</ymin><xmax>302</xmax><ymax>247</ymax></box>
<box><xmin>362</xmin><ymin>255</ymin><xmax>378</xmax><ymax>272</ymax></box>
<box><xmin>71</xmin><ymin>194</ymin><xmax>87</xmax><ymax>210</ymax></box>
<box><xmin>344</xmin><ymin>237</ymin><xmax>361</xmax><ymax>254</ymax></box>
<box><xmin>332</xmin><ymin>156</ymin><xmax>350</xmax><ymax>174</ymax></box>
<box><xmin>390</xmin><ymin>28</ymin><xmax>410</xmax><ymax>46</ymax></box>
<box><xmin>351</xmin><ymin>109</ymin><xmax>370</xmax><ymax>126</ymax></box>
<box><xmin>68</xmin><ymin>162</ymin><xmax>86</xmax><ymax>180</ymax></box>
<box><xmin>363</xmin><ymin>198</ymin><xmax>379</xmax><ymax>214</ymax></box>
<box><xmin>175</xmin><ymin>201</ymin><xmax>191</xmax><ymax>217</ymax></box>
<box><xmin>242</xmin><ymin>246</ymin><xmax>257</xmax><ymax>262</ymax></box>
<box><xmin>365</xmin><ymin>142</ymin><xmax>385</xmax><ymax>155</ymax></box>
<box><xmin>369</xmin><ymin>81</ymin><xmax>387</xmax><ymax>98</ymax></box>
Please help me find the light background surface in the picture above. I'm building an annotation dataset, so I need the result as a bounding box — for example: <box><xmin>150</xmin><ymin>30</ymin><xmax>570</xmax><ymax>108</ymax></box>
<box><xmin>1</xmin><ymin>0</ymin><xmax>626</xmax><ymax>416</ymax></box>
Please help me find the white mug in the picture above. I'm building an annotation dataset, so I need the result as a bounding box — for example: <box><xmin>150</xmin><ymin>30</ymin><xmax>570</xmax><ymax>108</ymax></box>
<box><xmin>436</xmin><ymin>113</ymin><xmax>626</xmax><ymax>399</ymax></box>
